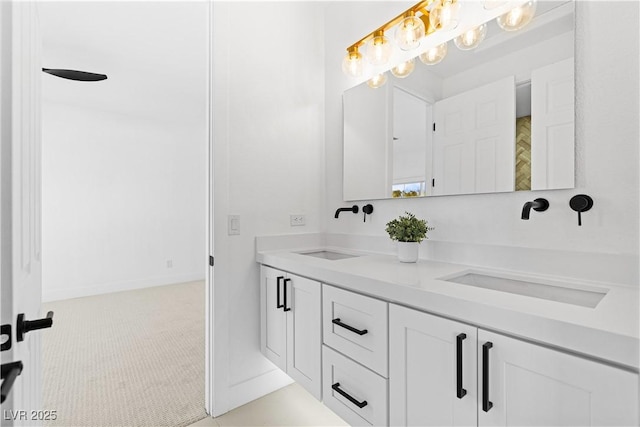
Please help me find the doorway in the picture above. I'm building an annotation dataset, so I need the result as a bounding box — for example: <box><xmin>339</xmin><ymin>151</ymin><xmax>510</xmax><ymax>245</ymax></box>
<box><xmin>38</xmin><ymin>2</ymin><xmax>210</xmax><ymax>425</ymax></box>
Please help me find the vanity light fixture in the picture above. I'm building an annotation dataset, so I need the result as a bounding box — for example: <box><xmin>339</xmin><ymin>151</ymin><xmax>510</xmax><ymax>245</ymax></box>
<box><xmin>391</xmin><ymin>58</ymin><xmax>416</xmax><ymax>78</ymax></box>
<box><xmin>395</xmin><ymin>10</ymin><xmax>426</xmax><ymax>51</ymax></box>
<box><xmin>365</xmin><ymin>30</ymin><xmax>393</xmax><ymax>65</ymax></box>
<box><xmin>342</xmin><ymin>46</ymin><xmax>364</xmax><ymax>78</ymax></box>
<box><xmin>419</xmin><ymin>42</ymin><xmax>448</xmax><ymax>65</ymax></box>
<box><xmin>454</xmin><ymin>23</ymin><xmax>488</xmax><ymax>50</ymax></box>
<box><xmin>367</xmin><ymin>72</ymin><xmax>388</xmax><ymax>89</ymax></box>
<box><xmin>497</xmin><ymin>0</ymin><xmax>537</xmax><ymax>31</ymax></box>
<box><xmin>342</xmin><ymin>0</ymin><xmax>436</xmax><ymax>77</ymax></box>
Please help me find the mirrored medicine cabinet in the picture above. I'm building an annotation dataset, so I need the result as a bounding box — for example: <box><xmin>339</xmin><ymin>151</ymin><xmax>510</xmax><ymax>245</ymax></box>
<box><xmin>343</xmin><ymin>1</ymin><xmax>575</xmax><ymax>201</ymax></box>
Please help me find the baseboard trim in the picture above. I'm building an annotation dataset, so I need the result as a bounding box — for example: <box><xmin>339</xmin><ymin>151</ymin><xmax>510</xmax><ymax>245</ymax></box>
<box><xmin>226</xmin><ymin>368</ymin><xmax>294</xmax><ymax>414</ymax></box>
<box><xmin>42</xmin><ymin>273</ymin><xmax>205</xmax><ymax>302</ymax></box>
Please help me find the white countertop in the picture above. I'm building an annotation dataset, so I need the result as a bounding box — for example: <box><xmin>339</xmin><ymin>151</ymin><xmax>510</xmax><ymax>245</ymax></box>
<box><xmin>257</xmin><ymin>246</ymin><xmax>639</xmax><ymax>370</ymax></box>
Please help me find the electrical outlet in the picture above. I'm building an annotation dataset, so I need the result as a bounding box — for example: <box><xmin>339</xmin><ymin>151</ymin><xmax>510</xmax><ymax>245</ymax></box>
<box><xmin>290</xmin><ymin>214</ymin><xmax>306</xmax><ymax>227</ymax></box>
<box><xmin>166</xmin><ymin>260</ymin><xmax>173</xmax><ymax>268</ymax></box>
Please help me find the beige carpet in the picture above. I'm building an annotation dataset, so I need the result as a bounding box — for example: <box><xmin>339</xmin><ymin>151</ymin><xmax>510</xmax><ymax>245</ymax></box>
<box><xmin>43</xmin><ymin>281</ymin><xmax>207</xmax><ymax>427</ymax></box>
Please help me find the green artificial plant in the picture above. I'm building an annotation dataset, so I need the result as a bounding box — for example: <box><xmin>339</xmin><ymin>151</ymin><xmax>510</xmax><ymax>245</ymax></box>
<box><xmin>385</xmin><ymin>211</ymin><xmax>434</xmax><ymax>243</ymax></box>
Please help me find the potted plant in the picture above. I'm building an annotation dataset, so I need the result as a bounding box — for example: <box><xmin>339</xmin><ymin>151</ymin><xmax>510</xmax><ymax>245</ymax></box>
<box><xmin>385</xmin><ymin>212</ymin><xmax>434</xmax><ymax>263</ymax></box>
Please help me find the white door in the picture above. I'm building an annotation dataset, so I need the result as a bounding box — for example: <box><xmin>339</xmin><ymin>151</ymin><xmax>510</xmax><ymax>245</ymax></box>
<box><xmin>433</xmin><ymin>76</ymin><xmax>515</xmax><ymax>195</ymax></box>
<box><xmin>478</xmin><ymin>329</ymin><xmax>639</xmax><ymax>426</ymax></box>
<box><xmin>285</xmin><ymin>274</ymin><xmax>321</xmax><ymax>400</ymax></box>
<box><xmin>389</xmin><ymin>304</ymin><xmax>477</xmax><ymax>427</ymax></box>
<box><xmin>392</xmin><ymin>88</ymin><xmax>432</xmax><ymax>196</ymax></box>
<box><xmin>531</xmin><ymin>57</ymin><xmax>575</xmax><ymax>190</ymax></box>
<box><xmin>1</xmin><ymin>1</ymin><xmax>44</xmax><ymax>424</ymax></box>
<box><xmin>259</xmin><ymin>266</ymin><xmax>286</xmax><ymax>371</ymax></box>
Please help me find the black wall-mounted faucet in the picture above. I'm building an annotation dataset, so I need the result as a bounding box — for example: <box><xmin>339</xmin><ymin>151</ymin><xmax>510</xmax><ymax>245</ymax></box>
<box><xmin>362</xmin><ymin>204</ymin><xmax>374</xmax><ymax>222</ymax></box>
<box><xmin>335</xmin><ymin>205</ymin><xmax>359</xmax><ymax>218</ymax></box>
<box><xmin>521</xmin><ymin>198</ymin><xmax>549</xmax><ymax>220</ymax></box>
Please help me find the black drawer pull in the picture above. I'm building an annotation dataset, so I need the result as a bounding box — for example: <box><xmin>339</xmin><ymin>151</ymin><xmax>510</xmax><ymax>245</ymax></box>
<box><xmin>456</xmin><ymin>333</ymin><xmax>467</xmax><ymax>399</ymax></box>
<box><xmin>283</xmin><ymin>278</ymin><xmax>291</xmax><ymax>312</ymax></box>
<box><xmin>482</xmin><ymin>342</ymin><xmax>493</xmax><ymax>412</ymax></box>
<box><xmin>332</xmin><ymin>382</ymin><xmax>368</xmax><ymax>408</ymax></box>
<box><xmin>1</xmin><ymin>361</ymin><xmax>23</xmax><ymax>404</ymax></box>
<box><xmin>332</xmin><ymin>318</ymin><xmax>368</xmax><ymax>335</ymax></box>
<box><xmin>276</xmin><ymin>276</ymin><xmax>284</xmax><ymax>309</ymax></box>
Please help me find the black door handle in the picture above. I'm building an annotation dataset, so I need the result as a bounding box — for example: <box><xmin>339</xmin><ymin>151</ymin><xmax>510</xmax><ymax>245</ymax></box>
<box><xmin>1</xmin><ymin>361</ymin><xmax>23</xmax><ymax>404</ymax></box>
<box><xmin>331</xmin><ymin>382</ymin><xmax>368</xmax><ymax>408</ymax></box>
<box><xmin>17</xmin><ymin>311</ymin><xmax>54</xmax><ymax>342</ymax></box>
<box><xmin>1</xmin><ymin>324</ymin><xmax>11</xmax><ymax>351</ymax></box>
<box><xmin>276</xmin><ymin>276</ymin><xmax>284</xmax><ymax>309</ymax></box>
<box><xmin>283</xmin><ymin>278</ymin><xmax>291</xmax><ymax>312</ymax></box>
<box><xmin>482</xmin><ymin>342</ymin><xmax>493</xmax><ymax>412</ymax></box>
<box><xmin>332</xmin><ymin>318</ymin><xmax>368</xmax><ymax>335</ymax></box>
<box><xmin>456</xmin><ymin>333</ymin><xmax>467</xmax><ymax>399</ymax></box>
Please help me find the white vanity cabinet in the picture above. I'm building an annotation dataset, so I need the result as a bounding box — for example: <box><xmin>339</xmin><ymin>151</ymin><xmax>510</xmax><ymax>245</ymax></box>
<box><xmin>389</xmin><ymin>304</ymin><xmax>478</xmax><ymax>426</ymax></box>
<box><xmin>478</xmin><ymin>329</ymin><xmax>639</xmax><ymax>427</ymax></box>
<box><xmin>259</xmin><ymin>265</ymin><xmax>322</xmax><ymax>400</ymax></box>
<box><xmin>389</xmin><ymin>303</ymin><xmax>639</xmax><ymax>427</ymax></box>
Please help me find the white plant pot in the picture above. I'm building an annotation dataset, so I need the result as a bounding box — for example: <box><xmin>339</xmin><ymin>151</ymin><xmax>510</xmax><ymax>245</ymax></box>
<box><xmin>397</xmin><ymin>241</ymin><xmax>419</xmax><ymax>263</ymax></box>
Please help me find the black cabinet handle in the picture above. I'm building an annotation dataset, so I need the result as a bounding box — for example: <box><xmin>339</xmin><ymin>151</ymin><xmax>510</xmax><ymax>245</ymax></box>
<box><xmin>1</xmin><ymin>324</ymin><xmax>11</xmax><ymax>351</ymax></box>
<box><xmin>276</xmin><ymin>276</ymin><xmax>284</xmax><ymax>309</ymax></box>
<box><xmin>332</xmin><ymin>318</ymin><xmax>368</xmax><ymax>335</ymax></box>
<box><xmin>482</xmin><ymin>342</ymin><xmax>493</xmax><ymax>412</ymax></box>
<box><xmin>1</xmin><ymin>361</ymin><xmax>23</xmax><ymax>404</ymax></box>
<box><xmin>332</xmin><ymin>382</ymin><xmax>368</xmax><ymax>408</ymax></box>
<box><xmin>283</xmin><ymin>278</ymin><xmax>291</xmax><ymax>312</ymax></box>
<box><xmin>456</xmin><ymin>333</ymin><xmax>467</xmax><ymax>399</ymax></box>
<box><xmin>17</xmin><ymin>311</ymin><xmax>54</xmax><ymax>342</ymax></box>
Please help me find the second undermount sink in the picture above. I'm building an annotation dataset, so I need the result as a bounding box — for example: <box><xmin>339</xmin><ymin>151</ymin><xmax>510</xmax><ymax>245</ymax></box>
<box><xmin>443</xmin><ymin>271</ymin><xmax>608</xmax><ymax>308</ymax></box>
<box><xmin>299</xmin><ymin>250</ymin><xmax>359</xmax><ymax>261</ymax></box>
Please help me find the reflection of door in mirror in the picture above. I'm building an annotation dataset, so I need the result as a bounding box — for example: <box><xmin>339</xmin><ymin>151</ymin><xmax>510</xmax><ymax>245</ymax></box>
<box><xmin>392</xmin><ymin>88</ymin><xmax>432</xmax><ymax>198</ymax></box>
<box><xmin>432</xmin><ymin>77</ymin><xmax>516</xmax><ymax>195</ymax></box>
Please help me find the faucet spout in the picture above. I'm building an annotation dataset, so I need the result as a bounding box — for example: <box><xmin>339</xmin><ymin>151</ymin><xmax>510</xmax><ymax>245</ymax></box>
<box><xmin>521</xmin><ymin>198</ymin><xmax>549</xmax><ymax>220</ymax></box>
<box><xmin>334</xmin><ymin>205</ymin><xmax>359</xmax><ymax>218</ymax></box>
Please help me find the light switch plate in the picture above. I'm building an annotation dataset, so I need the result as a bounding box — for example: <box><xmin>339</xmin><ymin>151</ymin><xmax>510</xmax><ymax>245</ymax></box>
<box><xmin>228</xmin><ymin>215</ymin><xmax>240</xmax><ymax>235</ymax></box>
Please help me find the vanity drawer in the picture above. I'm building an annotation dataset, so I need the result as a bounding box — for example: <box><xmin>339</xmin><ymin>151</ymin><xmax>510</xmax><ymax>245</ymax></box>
<box><xmin>322</xmin><ymin>284</ymin><xmax>388</xmax><ymax>376</ymax></box>
<box><xmin>322</xmin><ymin>345</ymin><xmax>388</xmax><ymax>427</ymax></box>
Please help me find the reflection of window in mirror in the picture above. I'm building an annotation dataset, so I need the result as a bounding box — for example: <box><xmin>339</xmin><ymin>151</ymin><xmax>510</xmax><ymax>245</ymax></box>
<box><xmin>515</xmin><ymin>81</ymin><xmax>532</xmax><ymax>191</ymax></box>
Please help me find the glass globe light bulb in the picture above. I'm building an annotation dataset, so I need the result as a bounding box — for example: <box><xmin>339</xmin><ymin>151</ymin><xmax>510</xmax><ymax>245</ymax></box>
<box><xmin>342</xmin><ymin>48</ymin><xmax>363</xmax><ymax>78</ymax></box>
<box><xmin>367</xmin><ymin>72</ymin><xmax>388</xmax><ymax>89</ymax></box>
<box><xmin>366</xmin><ymin>32</ymin><xmax>393</xmax><ymax>65</ymax></box>
<box><xmin>454</xmin><ymin>24</ymin><xmax>487</xmax><ymax>51</ymax></box>
<box><xmin>497</xmin><ymin>0</ymin><xmax>537</xmax><ymax>31</ymax></box>
<box><xmin>395</xmin><ymin>13</ymin><xmax>425</xmax><ymax>51</ymax></box>
<box><xmin>429</xmin><ymin>0</ymin><xmax>461</xmax><ymax>31</ymax></box>
<box><xmin>391</xmin><ymin>58</ymin><xmax>415</xmax><ymax>79</ymax></box>
<box><xmin>419</xmin><ymin>42</ymin><xmax>448</xmax><ymax>65</ymax></box>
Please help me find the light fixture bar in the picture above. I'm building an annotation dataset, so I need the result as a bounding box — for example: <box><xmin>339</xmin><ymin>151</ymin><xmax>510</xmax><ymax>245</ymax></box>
<box><xmin>346</xmin><ymin>0</ymin><xmax>437</xmax><ymax>52</ymax></box>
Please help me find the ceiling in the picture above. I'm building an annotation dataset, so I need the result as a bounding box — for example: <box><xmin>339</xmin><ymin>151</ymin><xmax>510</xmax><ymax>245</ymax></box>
<box><xmin>39</xmin><ymin>1</ymin><xmax>209</xmax><ymax>125</ymax></box>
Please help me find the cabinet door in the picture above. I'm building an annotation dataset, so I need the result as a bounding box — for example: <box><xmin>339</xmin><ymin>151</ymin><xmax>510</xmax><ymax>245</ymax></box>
<box><xmin>478</xmin><ymin>329</ymin><xmax>639</xmax><ymax>426</ymax></box>
<box><xmin>389</xmin><ymin>304</ymin><xmax>477</xmax><ymax>426</ymax></box>
<box><xmin>286</xmin><ymin>273</ymin><xmax>322</xmax><ymax>400</ymax></box>
<box><xmin>260</xmin><ymin>265</ymin><xmax>287</xmax><ymax>371</ymax></box>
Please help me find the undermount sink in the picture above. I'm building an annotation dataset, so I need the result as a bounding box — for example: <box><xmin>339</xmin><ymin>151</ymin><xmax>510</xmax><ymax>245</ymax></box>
<box><xmin>443</xmin><ymin>271</ymin><xmax>608</xmax><ymax>308</ymax></box>
<box><xmin>299</xmin><ymin>250</ymin><xmax>359</xmax><ymax>261</ymax></box>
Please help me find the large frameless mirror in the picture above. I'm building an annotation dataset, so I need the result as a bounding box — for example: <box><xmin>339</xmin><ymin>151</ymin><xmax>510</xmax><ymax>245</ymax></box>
<box><xmin>343</xmin><ymin>1</ymin><xmax>574</xmax><ymax>201</ymax></box>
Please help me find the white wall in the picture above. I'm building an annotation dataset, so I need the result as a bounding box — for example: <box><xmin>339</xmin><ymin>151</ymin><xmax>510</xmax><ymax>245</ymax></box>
<box><xmin>212</xmin><ymin>2</ymin><xmax>326</xmax><ymax>414</ymax></box>
<box><xmin>42</xmin><ymin>104</ymin><xmax>206</xmax><ymax>301</ymax></box>
<box><xmin>325</xmin><ymin>2</ymin><xmax>639</xmax><ymax>284</ymax></box>
<box><xmin>41</xmin><ymin>2</ymin><xmax>208</xmax><ymax>301</ymax></box>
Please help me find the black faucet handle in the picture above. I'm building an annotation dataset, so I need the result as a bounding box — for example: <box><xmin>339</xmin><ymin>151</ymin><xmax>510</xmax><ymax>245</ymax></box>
<box><xmin>569</xmin><ymin>195</ymin><xmax>593</xmax><ymax>226</ymax></box>
<box><xmin>362</xmin><ymin>204</ymin><xmax>373</xmax><ymax>222</ymax></box>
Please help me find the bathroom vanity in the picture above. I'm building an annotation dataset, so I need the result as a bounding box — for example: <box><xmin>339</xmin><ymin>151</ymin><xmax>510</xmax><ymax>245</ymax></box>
<box><xmin>257</xmin><ymin>241</ymin><xmax>638</xmax><ymax>426</ymax></box>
